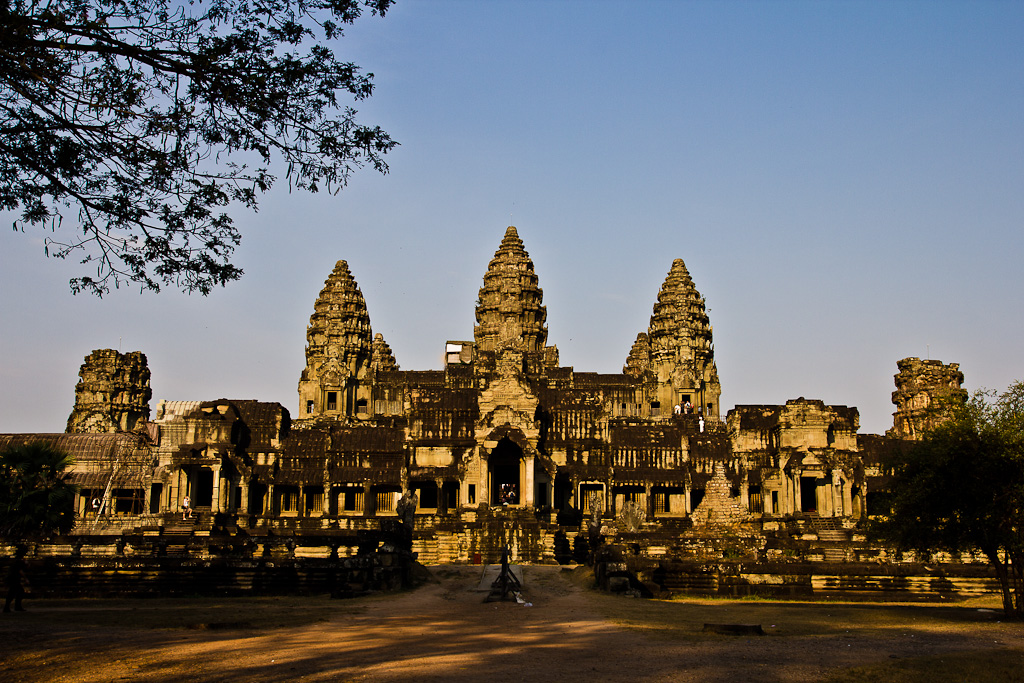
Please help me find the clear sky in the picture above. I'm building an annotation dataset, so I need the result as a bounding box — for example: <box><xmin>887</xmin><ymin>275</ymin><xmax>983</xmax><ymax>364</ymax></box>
<box><xmin>2</xmin><ymin>0</ymin><xmax>1022</xmax><ymax>435</ymax></box>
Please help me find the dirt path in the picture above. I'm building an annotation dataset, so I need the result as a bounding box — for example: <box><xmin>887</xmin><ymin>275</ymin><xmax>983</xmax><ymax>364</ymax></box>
<box><xmin>1</xmin><ymin>565</ymin><xmax>1022</xmax><ymax>682</ymax></box>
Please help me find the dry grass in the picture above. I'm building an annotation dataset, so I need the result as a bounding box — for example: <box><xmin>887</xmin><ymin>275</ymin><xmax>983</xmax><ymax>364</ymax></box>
<box><xmin>823</xmin><ymin>648</ymin><xmax>1024</xmax><ymax>682</ymax></box>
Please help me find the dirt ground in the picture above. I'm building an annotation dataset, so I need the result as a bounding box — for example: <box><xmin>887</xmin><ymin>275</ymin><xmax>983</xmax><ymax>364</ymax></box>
<box><xmin>1</xmin><ymin>565</ymin><xmax>1022</xmax><ymax>682</ymax></box>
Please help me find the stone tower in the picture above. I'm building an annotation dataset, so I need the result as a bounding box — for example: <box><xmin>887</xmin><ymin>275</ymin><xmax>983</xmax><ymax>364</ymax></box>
<box><xmin>474</xmin><ymin>226</ymin><xmax>548</xmax><ymax>354</ymax></box>
<box><xmin>66</xmin><ymin>349</ymin><xmax>152</xmax><ymax>433</ymax></box>
<box><xmin>298</xmin><ymin>260</ymin><xmax>382</xmax><ymax>420</ymax></box>
<box><xmin>887</xmin><ymin>357</ymin><xmax>967</xmax><ymax>439</ymax></box>
<box><xmin>629</xmin><ymin>259</ymin><xmax>721</xmax><ymax>417</ymax></box>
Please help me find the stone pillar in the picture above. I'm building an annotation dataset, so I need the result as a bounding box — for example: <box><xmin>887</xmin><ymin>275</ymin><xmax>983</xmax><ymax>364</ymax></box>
<box><xmin>212</xmin><ymin>464</ymin><xmax>222</xmax><ymax>513</ymax></box>
<box><xmin>238</xmin><ymin>477</ymin><xmax>249</xmax><ymax>514</ymax></box>
<box><xmin>480</xmin><ymin>451</ymin><xmax>490</xmax><ymax>506</ymax></box>
<box><xmin>171</xmin><ymin>469</ymin><xmax>182</xmax><ymax>515</ymax></box>
<box><xmin>524</xmin><ymin>455</ymin><xmax>535</xmax><ymax>507</ymax></box>
<box><xmin>363</xmin><ymin>481</ymin><xmax>374</xmax><ymax>517</ymax></box>
<box><xmin>266</xmin><ymin>484</ymin><xmax>275</xmax><ymax>516</ymax></box>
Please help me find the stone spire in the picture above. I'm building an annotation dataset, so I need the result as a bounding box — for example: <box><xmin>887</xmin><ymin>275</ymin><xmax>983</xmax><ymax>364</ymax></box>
<box><xmin>887</xmin><ymin>357</ymin><xmax>967</xmax><ymax>439</ymax></box>
<box><xmin>474</xmin><ymin>226</ymin><xmax>548</xmax><ymax>353</ymax></box>
<box><xmin>370</xmin><ymin>332</ymin><xmax>399</xmax><ymax>372</ymax></box>
<box><xmin>644</xmin><ymin>259</ymin><xmax>721</xmax><ymax>415</ymax></box>
<box><xmin>298</xmin><ymin>260</ymin><xmax>374</xmax><ymax>418</ymax></box>
<box><xmin>623</xmin><ymin>333</ymin><xmax>652</xmax><ymax>379</ymax></box>
<box><xmin>66</xmin><ymin>349</ymin><xmax>152</xmax><ymax>433</ymax></box>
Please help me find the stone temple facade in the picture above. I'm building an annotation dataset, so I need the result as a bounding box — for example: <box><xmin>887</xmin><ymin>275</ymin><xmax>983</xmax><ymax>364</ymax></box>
<box><xmin>2</xmin><ymin>227</ymin><xmax>970</xmax><ymax>565</ymax></box>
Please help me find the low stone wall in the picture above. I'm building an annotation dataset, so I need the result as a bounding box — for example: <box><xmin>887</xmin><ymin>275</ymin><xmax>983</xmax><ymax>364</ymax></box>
<box><xmin>613</xmin><ymin>556</ymin><xmax>1000</xmax><ymax>601</ymax></box>
<box><xmin>0</xmin><ymin>552</ymin><xmax>414</xmax><ymax>599</ymax></box>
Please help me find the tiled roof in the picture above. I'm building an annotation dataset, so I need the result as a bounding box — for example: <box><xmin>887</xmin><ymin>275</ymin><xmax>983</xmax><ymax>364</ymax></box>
<box><xmin>0</xmin><ymin>433</ymin><xmax>147</xmax><ymax>462</ymax></box>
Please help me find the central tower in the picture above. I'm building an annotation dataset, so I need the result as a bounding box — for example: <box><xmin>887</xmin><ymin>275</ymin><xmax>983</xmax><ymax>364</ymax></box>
<box><xmin>474</xmin><ymin>226</ymin><xmax>548</xmax><ymax>353</ymax></box>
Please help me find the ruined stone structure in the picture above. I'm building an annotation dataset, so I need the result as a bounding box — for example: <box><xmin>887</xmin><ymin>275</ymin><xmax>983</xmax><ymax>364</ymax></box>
<box><xmin>66</xmin><ymin>349</ymin><xmax>152</xmax><ymax>434</ymax></box>
<box><xmin>887</xmin><ymin>357</ymin><xmax>968</xmax><ymax>440</ymax></box>
<box><xmin>1</xmin><ymin>227</ymin><xmax>975</xmax><ymax>577</ymax></box>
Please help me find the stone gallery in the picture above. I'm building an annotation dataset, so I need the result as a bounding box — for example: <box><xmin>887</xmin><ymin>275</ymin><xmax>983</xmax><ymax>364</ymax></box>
<box><xmin>1</xmin><ymin>227</ymin><xmax>972</xmax><ymax>577</ymax></box>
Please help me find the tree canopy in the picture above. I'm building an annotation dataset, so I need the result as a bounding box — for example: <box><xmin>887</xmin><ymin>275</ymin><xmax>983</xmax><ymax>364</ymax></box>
<box><xmin>1</xmin><ymin>0</ymin><xmax>396</xmax><ymax>295</ymax></box>
<box><xmin>0</xmin><ymin>441</ymin><xmax>78</xmax><ymax>540</ymax></box>
<box><xmin>873</xmin><ymin>382</ymin><xmax>1024</xmax><ymax>618</ymax></box>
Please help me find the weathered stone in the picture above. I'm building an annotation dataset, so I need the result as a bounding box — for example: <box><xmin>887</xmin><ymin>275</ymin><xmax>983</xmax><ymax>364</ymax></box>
<box><xmin>66</xmin><ymin>349</ymin><xmax>152</xmax><ymax>433</ymax></box>
<box><xmin>887</xmin><ymin>357</ymin><xmax>967</xmax><ymax>440</ymax></box>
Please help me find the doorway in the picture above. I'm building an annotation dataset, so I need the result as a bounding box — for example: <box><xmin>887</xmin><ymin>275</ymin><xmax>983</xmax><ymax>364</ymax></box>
<box><xmin>489</xmin><ymin>437</ymin><xmax>522</xmax><ymax>505</ymax></box>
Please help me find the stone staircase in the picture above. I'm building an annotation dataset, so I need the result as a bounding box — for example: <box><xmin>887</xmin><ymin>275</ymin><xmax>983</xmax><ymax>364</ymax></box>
<box><xmin>161</xmin><ymin>517</ymin><xmax>197</xmax><ymax>555</ymax></box>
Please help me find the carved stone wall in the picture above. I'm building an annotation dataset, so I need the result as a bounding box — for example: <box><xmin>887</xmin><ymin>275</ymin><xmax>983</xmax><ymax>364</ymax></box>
<box><xmin>887</xmin><ymin>357</ymin><xmax>968</xmax><ymax>440</ymax></box>
<box><xmin>66</xmin><ymin>349</ymin><xmax>151</xmax><ymax>433</ymax></box>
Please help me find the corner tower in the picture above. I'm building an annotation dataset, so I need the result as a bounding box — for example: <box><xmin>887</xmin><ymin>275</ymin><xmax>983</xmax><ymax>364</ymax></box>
<box><xmin>474</xmin><ymin>226</ymin><xmax>548</xmax><ymax>354</ymax></box>
<box><xmin>298</xmin><ymin>260</ymin><xmax>381</xmax><ymax>420</ymax></box>
<box><xmin>629</xmin><ymin>259</ymin><xmax>721</xmax><ymax>417</ymax></box>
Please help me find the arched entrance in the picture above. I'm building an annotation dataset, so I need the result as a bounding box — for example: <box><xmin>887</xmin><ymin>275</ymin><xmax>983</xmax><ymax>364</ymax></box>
<box><xmin>489</xmin><ymin>437</ymin><xmax>522</xmax><ymax>506</ymax></box>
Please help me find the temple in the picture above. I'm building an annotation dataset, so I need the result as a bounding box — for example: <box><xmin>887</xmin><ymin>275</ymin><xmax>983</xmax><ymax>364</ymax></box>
<box><xmin>1</xmin><ymin>227</ymin><xmax>969</xmax><ymax>566</ymax></box>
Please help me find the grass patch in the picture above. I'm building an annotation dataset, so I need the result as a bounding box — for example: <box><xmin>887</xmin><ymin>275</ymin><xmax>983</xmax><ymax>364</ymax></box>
<box><xmin>585</xmin><ymin>591</ymin><xmax>1010</xmax><ymax>641</ymax></box>
<box><xmin>23</xmin><ymin>595</ymin><xmax>366</xmax><ymax>631</ymax></box>
<box><xmin>824</xmin><ymin>648</ymin><xmax>1024</xmax><ymax>682</ymax></box>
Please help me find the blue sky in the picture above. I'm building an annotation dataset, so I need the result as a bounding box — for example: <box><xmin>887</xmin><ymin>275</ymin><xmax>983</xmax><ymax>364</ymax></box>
<box><xmin>2</xmin><ymin>0</ymin><xmax>1022</xmax><ymax>434</ymax></box>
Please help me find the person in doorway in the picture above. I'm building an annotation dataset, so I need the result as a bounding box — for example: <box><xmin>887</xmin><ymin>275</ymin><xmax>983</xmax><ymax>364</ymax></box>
<box><xmin>684</xmin><ymin>401</ymin><xmax>692</xmax><ymax>414</ymax></box>
<box><xmin>4</xmin><ymin>550</ymin><xmax>29</xmax><ymax>613</ymax></box>
<box><xmin>182</xmin><ymin>495</ymin><xmax>192</xmax><ymax>520</ymax></box>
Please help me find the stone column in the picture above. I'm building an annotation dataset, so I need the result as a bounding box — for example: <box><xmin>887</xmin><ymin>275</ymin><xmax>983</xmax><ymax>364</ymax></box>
<box><xmin>238</xmin><ymin>477</ymin><xmax>249</xmax><ymax>514</ymax></box>
<box><xmin>480</xmin><ymin>451</ymin><xmax>490</xmax><ymax>506</ymax></box>
<box><xmin>524</xmin><ymin>455</ymin><xmax>535</xmax><ymax>507</ymax></box>
<box><xmin>211</xmin><ymin>464</ymin><xmax>222</xmax><ymax>513</ymax></box>
<box><xmin>363</xmin><ymin>481</ymin><xmax>374</xmax><ymax>517</ymax></box>
<box><xmin>170</xmin><ymin>469</ymin><xmax>181</xmax><ymax>515</ymax></box>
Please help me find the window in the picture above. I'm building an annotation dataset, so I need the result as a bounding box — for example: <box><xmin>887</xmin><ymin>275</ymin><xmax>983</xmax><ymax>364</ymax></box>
<box><xmin>278</xmin><ymin>487</ymin><xmax>299</xmax><ymax>513</ymax></box>
<box><xmin>356</xmin><ymin>398</ymin><xmax>368</xmax><ymax>414</ymax></box>
<box><xmin>327</xmin><ymin>391</ymin><xmax>338</xmax><ymax>411</ymax></box>
<box><xmin>468</xmin><ymin>484</ymin><xmax>476</xmax><ymax>504</ymax></box>
<box><xmin>376</xmin><ymin>489</ymin><xmax>397</xmax><ymax>513</ymax></box>
<box><xmin>749</xmin><ymin>485</ymin><xmax>763</xmax><ymax>513</ymax></box>
<box><xmin>653</xmin><ymin>492</ymin><xmax>669</xmax><ymax>514</ymax></box>
<box><xmin>306</xmin><ymin>400</ymin><xmax>314</xmax><ymax>414</ymax></box>
<box><xmin>305</xmin><ymin>487</ymin><xmax>324</xmax><ymax>514</ymax></box>
<box><xmin>416</xmin><ymin>483</ymin><xmax>438</xmax><ymax>510</ymax></box>
<box><xmin>341</xmin><ymin>488</ymin><xmax>363</xmax><ymax>512</ymax></box>
<box><xmin>650</xmin><ymin>401</ymin><xmax>661</xmax><ymax>417</ymax></box>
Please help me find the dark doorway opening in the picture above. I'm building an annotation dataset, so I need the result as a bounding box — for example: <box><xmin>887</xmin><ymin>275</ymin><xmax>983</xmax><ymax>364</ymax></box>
<box><xmin>489</xmin><ymin>437</ymin><xmax>522</xmax><ymax>505</ymax></box>
<box><xmin>801</xmin><ymin>476</ymin><xmax>819</xmax><ymax>512</ymax></box>
<box><xmin>554</xmin><ymin>474</ymin><xmax>572</xmax><ymax>511</ymax></box>
<box><xmin>195</xmin><ymin>468</ymin><xmax>214</xmax><ymax>507</ymax></box>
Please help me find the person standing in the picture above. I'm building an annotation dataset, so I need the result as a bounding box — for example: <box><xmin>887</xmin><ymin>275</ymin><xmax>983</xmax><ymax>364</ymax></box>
<box><xmin>182</xmin><ymin>495</ymin><xmax>192</xmax><ymax>520</ymax></box>
<box><xmin>4</xmin><ymin>551</ymin><xmax>29</xmax><ymax>613</ymax></box>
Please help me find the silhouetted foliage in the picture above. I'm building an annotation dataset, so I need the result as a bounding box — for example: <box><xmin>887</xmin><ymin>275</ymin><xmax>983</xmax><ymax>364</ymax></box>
<box><xmin>873</xmin><ymin>382</ymin><xmax>1024</xmax><ymax>618</ymax></box>
<box><xmin>0</xmin><ymin>441</ymin><xmax>78</xmax><ymax>540</ymax></box>
<box><xmin>1</xmin><ymin>0</ymin><xmax>396</xmax><ymax>295</ymax></box>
